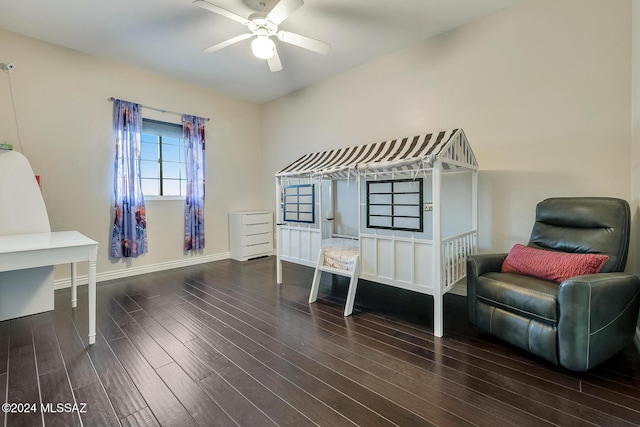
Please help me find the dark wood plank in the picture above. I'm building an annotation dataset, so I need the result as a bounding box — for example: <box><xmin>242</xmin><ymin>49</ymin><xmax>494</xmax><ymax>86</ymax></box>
<box><xmin>63</xmin><ymin>286</ymin><xmax>150</xmax><ymax>420</ymax></box>
<box><xmin>6</xmin><ymin>317</ymin><xmax>42</xmax><ymax>427</ymax></box>
<box><xmin>105</xmin><ymin>296</ymin><xmax>173</xmax><ymax>369</ymax></box>
<box><xmin>86</xmin><ymin>331</ymin><xmax>149</xmax><ymax>419</ymax></box>
<box><xmin>73</xmin><ymin>380</ymin><xmax>121</xmax><ymax>427</ymax></box>
<box><xmin>31</xmin><ymin>312</ymin><xmax>65</xmax><ymax>376</ymax></box>
<box><xmin>156</xmin><ymin>362</ymin><xmax>237</xmax><ymax>427</ymax></box>
<box><xmin>0</xmin><ymin>322</ymin><xmax>10</xmax><ymax>376</ymax></box>
<box><xmin>127</xmin><ymin>310</ymin><xmax>213</xmax><ymax>382</ymax></box>
<box><xmin>52</xmin><ymin>309</ymin><xmax>100</xmax><ymax>391</ymax></box>
<box><xmin>120</xmin><ymin>407</ymin><xmax>161</xmax><ymax>427</ymax></box>
<box><xmin>108</xmin><ymin>336</ymin><xmax>198</xmax><ymax>427</ymax></box>
<box><xmin>38</xmin><ymin>367</ymin><xmax>82</xmax><ymax>427</ymax></box>
<box><xmin>199</xmin><ymin>372</ymin><xmax>278</xmax><ymax>427</ymax></box>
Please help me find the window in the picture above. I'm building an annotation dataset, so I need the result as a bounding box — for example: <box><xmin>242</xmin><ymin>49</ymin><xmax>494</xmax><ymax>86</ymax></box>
<box><xmin>366</xmin><ymin>178</ymin><xmax>423</xmax><ymax>232</ymax></box>
<box><xmin>140</xmin><ymin>119</ymin><xmax>186</xmax><ymax>197</ymax></box>
<box><xmin>282</xmin><ymin>184</ymin><xmax>315</xmax><ymax>223</ymax></box>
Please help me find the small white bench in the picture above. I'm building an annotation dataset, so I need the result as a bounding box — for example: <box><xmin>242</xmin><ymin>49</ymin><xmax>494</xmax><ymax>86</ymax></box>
<box><xmin>308</xmin><ymin>238</ymin><xmax>360</xmax><ymax>316</ymax></box>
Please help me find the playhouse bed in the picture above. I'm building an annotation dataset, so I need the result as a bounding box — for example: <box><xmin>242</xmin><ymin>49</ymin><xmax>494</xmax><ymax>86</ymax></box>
<box><xmin>275</xmin><ymin>129</ymin><xmax>478</xmax><ymax>337</ymax></box>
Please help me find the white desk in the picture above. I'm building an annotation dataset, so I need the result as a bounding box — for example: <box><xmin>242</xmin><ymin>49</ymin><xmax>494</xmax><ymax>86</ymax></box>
<box><xmin>0</xmin><ymin>231</ymin><xmax>98</xmax><ymax>345</ymax></box>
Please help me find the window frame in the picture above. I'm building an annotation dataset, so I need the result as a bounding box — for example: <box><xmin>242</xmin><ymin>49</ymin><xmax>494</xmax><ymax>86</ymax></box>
<box><xmin>282</xmin><ymin>184</ymin><xmax>315</xmax><ymax>224</ymax></box>
<box><xmin>140</xmin><ymin>119</ymin><xmax>187</xmax><ymax>199</ymax></box>
<box><xmin>366</xmin><ymin>178</ymin><xmax>424</xmax><ymax>232</ymax></box>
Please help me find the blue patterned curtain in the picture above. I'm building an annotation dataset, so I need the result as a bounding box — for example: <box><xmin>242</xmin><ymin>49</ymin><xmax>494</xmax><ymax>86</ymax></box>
<box><xmin>111</xmin><ymin>99</ymin><xmax>148</xmax><ymax>258</ymax></box>
<box><xmin>183</xmin><ymin>115</ymin><xmax>206</xmax><ymax>250</ymax></box>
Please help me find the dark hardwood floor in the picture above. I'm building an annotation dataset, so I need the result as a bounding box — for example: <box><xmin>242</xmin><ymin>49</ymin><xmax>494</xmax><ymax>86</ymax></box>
<box><xmin>1</xmin><ymin>256</ymin><xmax>639</xmax><ymax>426</ymax></box>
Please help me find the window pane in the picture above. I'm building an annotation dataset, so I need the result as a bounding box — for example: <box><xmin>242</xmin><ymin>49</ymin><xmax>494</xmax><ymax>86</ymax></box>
<box><xmin>163</xmin><ymin>179</ymin><xmax>181</xmax><ymax>196</ymax></box>
<box><xmin>163</xmin><ymin>136</ymin><xmax>182</xmax><ymax>146</ymax></box>
<box><xmin>140</xmin><ymin>142</ymin><xmax>159</xmax><ymax>160</ymax></box>
<box><xmin>180</xmin><ymin>180</ymin><xmax>187</xmax><ymax>196</ymax></box>
<box><xmin>140</xmin><ymin>160</ymin><xmax>159</xmax><ymax>179</ymax></box>
<box><xmin>369</xmin><ymin>216</ymin><xmax>392</xmax><ymax>228</ymax></box>
<box><xmin>394</xmin><ymin>181</ymin><xmax>419</xmax><ymax>193</ymax></box>
<box><xmin>141</xmin><ymin>178</ymin><xmax>159</xmax><ymax>196</ymax></box>
<box><xmin>395</xmin><ymin>193</ymin><xmax>420</xmax><ymax>205</ymax></box>
<box><xmin>395</xmin><ymin>205</ymin><xmax>419</xmax><ymax>217</ymax></box>
<box><xmin>395</xmin><ymin>217</ymin><xmax>421</xmax><ymax>230</ymax></box>
<box><xmin>299</xmin><ymin>213</ymin><xmax>313</xmax><ymax>222</ymax></box>
<box><xmin>369</xmin><ymin>182</ymin><xmax>392</xmax><ymax>193</ymax></box>
<box><xmin>370</xmin><ymin>194</ymin><xmax>392</xmax><ymax>205</ymax></box>
<box><xmin>162</xmin><ymin>144</ymin><xmax>180</xmax><ymax>162</ymax></box>
<box><xmin>141</xmin><ymin>134</ymin><xmax>158</xmax><ymax>144</ymax></box>
<box><xmin>370</xmin><ymin>205</ymin><xmax>392</xmax><ymax>216</ymax></box>
<box><xmin>162</xmin><ymin>161</ymin><xmax>180</xmax><ymax>179</ymax></box>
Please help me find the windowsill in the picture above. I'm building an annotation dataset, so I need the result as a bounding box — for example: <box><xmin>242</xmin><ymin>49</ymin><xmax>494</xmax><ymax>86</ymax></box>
<box><xmin>145</xmin><ymin>196</ymin><xmax>185</xmax><ymax>201</ymax></box>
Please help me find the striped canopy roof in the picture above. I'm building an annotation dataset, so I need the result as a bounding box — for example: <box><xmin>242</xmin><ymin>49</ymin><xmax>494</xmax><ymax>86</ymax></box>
<box><xmin>276</xmin><ymin>129</ymin><xmax>477</xmax><ymax>178</ymax></box>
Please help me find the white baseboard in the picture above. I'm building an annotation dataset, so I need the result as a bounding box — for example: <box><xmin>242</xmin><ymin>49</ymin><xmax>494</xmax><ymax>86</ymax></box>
<box><xmin>53</xmin><ymin>252</ymin><xmax>230</xmax><ymax>290</ymax></box>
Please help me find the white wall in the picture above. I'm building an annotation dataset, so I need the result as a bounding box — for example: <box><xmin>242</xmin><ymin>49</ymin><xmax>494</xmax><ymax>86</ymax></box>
<box><xmin>0</xmin><ymin>30</ymin><xmax>263</xmax><ymax>284</ymax></box>
<box><xmin>0</xmin><ymin>0</ymin><xmax>635</xmax><ymax>291</ymax></box>
<box><xmin>261</xmin><ymin>0</ymin><xmax>632</xmax><ymax>254</ymax></box>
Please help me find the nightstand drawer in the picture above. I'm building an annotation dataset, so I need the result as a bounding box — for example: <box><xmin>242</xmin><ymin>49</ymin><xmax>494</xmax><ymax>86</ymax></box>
<box><xmin>242</xmin><ymin>212</ymin><xmax>272</xmax><ymax>225</ymax></box>
<box><xmin>242</xmin><ymin>233</ymin><xmax>271</xmax><ymax>246</ymax></box>
<box><xmin>243</xmin><ymin>242</ymin><xmax>272</xmax><ymax>257</ymax></box>
<box><xmin>242</xmin><ymin>223</ymin><xmax>272</xmax><ymax>236</ymax></box>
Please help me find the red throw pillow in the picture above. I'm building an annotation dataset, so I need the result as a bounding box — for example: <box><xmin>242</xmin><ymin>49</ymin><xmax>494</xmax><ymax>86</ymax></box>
<box><xmin>501</xmin><ymin>244</ymin><xmax>609</xmax><ymax>283</ymax></box>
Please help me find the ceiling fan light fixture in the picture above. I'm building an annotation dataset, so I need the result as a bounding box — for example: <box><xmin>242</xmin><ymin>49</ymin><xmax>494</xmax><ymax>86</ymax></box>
<box><xmin>251</xmin><ymin>35</ymin><xmax>275</xmax><ymax>59</ymax></box>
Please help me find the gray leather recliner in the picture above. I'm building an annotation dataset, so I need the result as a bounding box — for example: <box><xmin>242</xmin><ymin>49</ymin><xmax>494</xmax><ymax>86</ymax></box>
<box><xmin>467</xmin><ymin>197</ymin><xmax>640</xmax><ymax>371</ymax></box>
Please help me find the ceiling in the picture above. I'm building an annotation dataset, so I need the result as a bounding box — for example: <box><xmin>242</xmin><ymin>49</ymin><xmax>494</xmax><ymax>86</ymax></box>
<box><xmin>0</xmin><ymin>0</ymin><xmax>519</xmax><ymax>104</ymax></box>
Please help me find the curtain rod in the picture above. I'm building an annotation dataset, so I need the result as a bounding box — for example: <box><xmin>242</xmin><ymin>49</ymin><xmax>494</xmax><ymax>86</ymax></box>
<box><xmin>107</xmin><ymin>97</ymin><xmax>210</xmax><ymax>121</ymax></box>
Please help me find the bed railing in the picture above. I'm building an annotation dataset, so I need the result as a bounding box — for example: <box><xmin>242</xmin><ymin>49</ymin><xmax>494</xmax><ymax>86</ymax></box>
<box><xmin>441</xmin><ymin>230</ymin><xmax>477</xmax><ymax>289</ymax></box>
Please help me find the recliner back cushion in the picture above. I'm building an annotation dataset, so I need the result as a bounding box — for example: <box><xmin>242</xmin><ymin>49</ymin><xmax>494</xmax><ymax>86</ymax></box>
<box><xmin>529</xmin><ymin>198</ymin><xmax>630</xmax><ymax>273</ymax></box>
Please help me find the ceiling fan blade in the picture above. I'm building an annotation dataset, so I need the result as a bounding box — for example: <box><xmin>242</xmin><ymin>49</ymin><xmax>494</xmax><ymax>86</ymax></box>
<box><xmin>193</xmin><ymin>0</ymin><xmax>250</xmax><ymax>25</ymax></box>
<box><xmin>267</xmin><ymin>47</ymin><xmax>283</xmax><ymax>72</ymax></box>
<box><xmin>203</xmin><ymin>33</ymin><xmax>253</xmax><ymax>53</ymax></box>
<box><xmin>277</xmin><ymin>31</ymin><xmax>330</xmax><ymax>55</ymax></box>
<box><xmin>267</xmin><ymin>0</ymin><xmax>304</xmax><ymax>25</ymax></box>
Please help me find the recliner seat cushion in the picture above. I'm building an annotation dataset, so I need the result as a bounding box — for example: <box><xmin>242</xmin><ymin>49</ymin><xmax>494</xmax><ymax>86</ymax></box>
<box><xmin>476</xmin><ymin>272</ymin><xmax>559</xmax><ymax>324</ymax></box>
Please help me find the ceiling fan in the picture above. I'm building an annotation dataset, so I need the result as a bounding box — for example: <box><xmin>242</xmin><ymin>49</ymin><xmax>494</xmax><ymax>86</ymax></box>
<box><xmin>194</xmin><ymin>0</ymin><xmax>331</xmax><ymax>72</ymax></box>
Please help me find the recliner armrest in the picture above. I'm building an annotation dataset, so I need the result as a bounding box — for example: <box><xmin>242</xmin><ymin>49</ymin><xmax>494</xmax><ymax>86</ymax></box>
<box><xmin>467</xmin><ymin>253</ymin><xmax>508</xmax><ymax>278</ymax></box>
<box><xmin>466</xmin><ymin>253</ymin><xmax>508</xmax><ymax>324</ymax></box>
<box><xmin>557</xmin><ymin>273</ymin><xmax>640</xmax><ymax>371</ymax></box>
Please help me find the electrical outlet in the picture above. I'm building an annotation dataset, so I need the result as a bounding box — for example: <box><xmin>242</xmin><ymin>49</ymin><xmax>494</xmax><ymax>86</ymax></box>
<box><xmin>423</xmin><ymin>203</ymin><xmax>433</xmax><ymax>211</ymax></box>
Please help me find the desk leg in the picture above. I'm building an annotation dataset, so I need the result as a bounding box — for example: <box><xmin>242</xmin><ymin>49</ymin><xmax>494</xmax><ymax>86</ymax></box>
<box><xmin>88</xmin><ymin>248</ymin><xmax>97</xmax><ymax>345</ymax></box>
<box><xmin>70</xmin><ymin>263</ymin><xmax>77</xmax><ymax>308</ymax></box>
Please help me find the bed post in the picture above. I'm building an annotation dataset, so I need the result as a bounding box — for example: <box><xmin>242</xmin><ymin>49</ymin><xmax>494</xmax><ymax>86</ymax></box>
<box><xmin>357</xmin><ymin>172</ymin><xmax>362</xmax><ymax>274</ymax></box>
<box><xmin>433</xmin><ymin>159</ymin><xmax>444</xmax><ymax>337</ymax></box>
<box><xmin>472</xmin><ymin>169</ymin><xmax>478</xmax><ymax>248</ymax></box>
<box><xmin>275</xmin><ymin>176</ymin><xmax>283</xmax><ymax>284</ymax></box>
